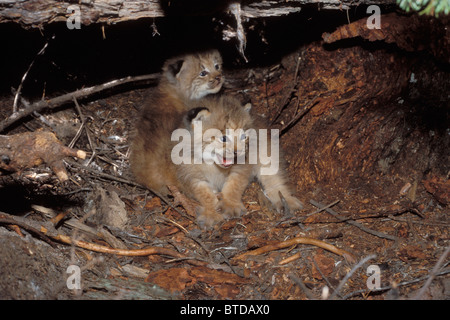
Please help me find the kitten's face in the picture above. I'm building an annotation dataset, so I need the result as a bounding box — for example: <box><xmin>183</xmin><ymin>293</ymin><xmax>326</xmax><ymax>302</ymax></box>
<box><xmin>187</xmin><ymin>98</ymin><xmax>252</xmax><ymax>169</ymax></box>
<box><xmin>164</xmin><ymin>50</ymin><xmax>224</xmax><ymax>100</ymax></box>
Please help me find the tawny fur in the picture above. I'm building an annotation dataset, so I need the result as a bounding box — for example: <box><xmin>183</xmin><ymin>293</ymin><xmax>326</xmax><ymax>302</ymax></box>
<box><xmin>132</xmin><ymin>93</ymin><xmax>302</xmax><ymax>228</ymax></box>
<box><xmin>129</xmin><ymin>50</ymin><xmax>224</xmax><ymax>194</ymax></box>
<box><xmin>177</xmin><ymin>96</ymin><xmax>303</xmax><ymax>227</ymax></box>
<box><xmin>176</xmin><ymin>96</ymin><xmax>256</xmax><ymax>227</ymax></box>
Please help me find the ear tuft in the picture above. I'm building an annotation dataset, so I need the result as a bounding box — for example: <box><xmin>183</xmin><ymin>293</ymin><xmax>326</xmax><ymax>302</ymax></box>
<box><xmin>164</xmin><ymin>59</ymin><xmax>184</xmax><ymax>83</ymax></box>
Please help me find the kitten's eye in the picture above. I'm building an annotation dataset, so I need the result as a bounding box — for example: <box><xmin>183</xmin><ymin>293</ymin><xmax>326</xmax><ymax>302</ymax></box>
<box><xmin>215</xmin><ymin>64</ymin><xmax>221</xmax><ymax>70</ymax></box>
<box><xmin>199</xmin><ymin>70</ymin><xmax>209</xmax><ymax>77</ymax></box>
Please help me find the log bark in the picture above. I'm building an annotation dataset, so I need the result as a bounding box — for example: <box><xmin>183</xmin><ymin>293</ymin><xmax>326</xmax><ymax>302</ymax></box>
<box><xmin>0</xmin><ymin>0</ymin><xmax>396</xmax><ymax>28</ymax></box>
<box><xmin>323</xmin><ymin>12</ymin><xmax>450</xmax><ymax>63</ymax></box>
<box><xmin>252</xmin><ymin>12</ymin><xmax>449</xmax><ymax>197</ymax></box>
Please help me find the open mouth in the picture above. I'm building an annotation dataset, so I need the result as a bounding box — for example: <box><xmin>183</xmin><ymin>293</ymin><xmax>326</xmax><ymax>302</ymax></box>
<box><xmin>215</xmin><ymin>154</ymin><xmax>233</xmax><ymax>168</ymax></box>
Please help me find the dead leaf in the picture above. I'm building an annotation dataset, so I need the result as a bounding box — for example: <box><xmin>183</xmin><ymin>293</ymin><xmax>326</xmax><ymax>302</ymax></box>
<box><xmin>144</xmin><ymin>197</ymin><xmax>162</xmax><ymax>210</ymax></box>
<box><xmin>190</xmin><ymin>266</ymin><xmax>249</xmax><ymax>286</ymax></box>
<box><xmin>214</xmin><ymin>284</ymin><xmax>241</xmax><ymax>299</ymax></box>
<box><xmin>422</xmin><ymin>175</ymin><xmax>450</xmax><ymax>205</ymax></box>
<box><xmin>145</xmin><ymin>266</ymin><xmax>248</xmax><ymax>298</ymax></box>
<box><xmin>154</xmin><ymin>226</ymin><xmax>180</xmax><ymax>238</ymax></box>
<box><xmin>310</xmin><ymin>253</ymin><xmax>335</xmax><ymax>280</ymax></box>
<box><xmin>145</xmin><ymin>268</ymin><xmax>194</xmax><ymax>293</ymax></box>
<box><xmin>398</xmin><ymin>245</ymin><xmax>427</xmax><ymax>262</ymax></box>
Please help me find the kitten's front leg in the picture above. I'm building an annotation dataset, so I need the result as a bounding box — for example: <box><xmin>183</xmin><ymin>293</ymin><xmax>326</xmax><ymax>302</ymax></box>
<box><xmin>217</xmin><ymin>172</ymin><xmax>250</xmax><ymax>218</ymax></box>
<box><xmin>192</xmin><ymin>180</ymin><xmax>223</xmax><ymax>228</ymax></box>
<box><xmin>259</xmin><ymin>173</ymin><xmax>303</xmax><ymax>213</ymax></box>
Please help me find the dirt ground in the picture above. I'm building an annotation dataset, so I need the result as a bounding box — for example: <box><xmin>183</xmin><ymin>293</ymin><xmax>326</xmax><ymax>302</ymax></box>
<box><xmin>0</xmin><ymin>11</ymin><xmax>449</xmax><ymax>301</ymax></box>
<box><xmin>1</xmin><ymin>74</ymin><xmax>448</xmax><ymax>300</ymax></box>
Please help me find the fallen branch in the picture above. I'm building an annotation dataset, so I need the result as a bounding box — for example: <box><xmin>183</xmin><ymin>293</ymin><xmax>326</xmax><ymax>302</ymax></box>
<box><xmin>52</xmin><ymin>233</ymin><xmax>206</xmax><ymax>266</ymax></box>
<box><xmin>310</xmin><ymin>200</ymin><xmax>400</xmax><ymax>241</ymax></box>
<box><xmin>0</xmin><ymin>213</ymin><xmax>55</xmax><ymax>247</ymax></box>
<box><xmin>0</xmin><ymin>0</ymin><xmax>394</xmax><ymax>27</ymax></box>
<box><xmin>232</xmin><ymin>236</ymin><xmax>356</xmax><ymax>264</ymax></box>
<box><xmin>0</xmin><ymin>73</ymin><xmax>159</xmax><ymax>133</ymax></box>
<box><xmin>0</xmin><ymin>211</ymin><xmax>206</xmax><ymax>266</ymax></box>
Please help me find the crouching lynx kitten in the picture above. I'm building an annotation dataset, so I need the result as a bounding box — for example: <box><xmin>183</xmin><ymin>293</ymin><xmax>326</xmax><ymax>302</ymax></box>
<box><xmin>176</xmin><ymin>96</ymin><xmax>303</xmax><ymax>227</ymax></box>
<box><xmin>131</xmin><ymin>93</ymin><xmax>302</xmax><ymax>228</ymax></box>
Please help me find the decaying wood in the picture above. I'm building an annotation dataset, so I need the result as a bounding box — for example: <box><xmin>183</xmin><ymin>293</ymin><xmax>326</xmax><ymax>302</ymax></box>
<box><xmin>272</xmin><ymin>22</ymin><xmax>449</xmax><ymax>191</ymax></box>
<box><xmin>322</xmin><ymin>12</ymin><xmax>450</xmax><ymax>63</ymax></box>
<box><xmin>145</xmin><ymin>265</ymin><xmax>249</xmax><ymax>298</ymax></box>
<box><xmin>0</xmin><ymin>0</ymin><xmax>397</xmax><ymax>27</ymax></box>
<box><xmin>422</xmin><ymin>174</ymin><xmax>450</xmax><ymax>205</ymax></box>
<box><xmin>0</xmin><ymin>130</ymin><xmax>86</xmax><ymax>181</ymax></box>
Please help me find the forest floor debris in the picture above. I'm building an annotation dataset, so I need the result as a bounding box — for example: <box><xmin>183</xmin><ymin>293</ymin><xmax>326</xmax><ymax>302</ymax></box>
<box><xmin>0</xmin><ymin>44</ymin><xmax>448</xmax><ymax>300</ymax></box>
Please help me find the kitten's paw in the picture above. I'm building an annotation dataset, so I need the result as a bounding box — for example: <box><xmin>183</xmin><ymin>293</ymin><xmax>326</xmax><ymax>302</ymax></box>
<box><xmin>217</xmin><ymin>199</ymin><xmax>246</xmax><ymax>218</ymax></box>
<box><xmin>196</xmin><ymin>208</ymin><xmax>224</xmax><ymax>229</ymax></box>
<box><xmin>270</xmin><ymin>192</ymin><xmax>303</xmax><ymax>214</ymax></box>
<box><xmin>284</xmin><ymin>195</ymin><xmax>304</xmax><ymax>211</ymax></box>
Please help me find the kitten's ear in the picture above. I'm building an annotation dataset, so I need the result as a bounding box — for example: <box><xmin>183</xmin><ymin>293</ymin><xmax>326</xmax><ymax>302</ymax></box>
<box><xmin>164</xmin><ymin>58</ymin><xmax>185</xmax><ymax>83</ymax></box>
<box><xmin>210</xmin><ymin>49</ymin><xmax>223</xmax><ymax>64</ymax></box>
<box><xmin>243</xmin><ymin>103</ymin><xmax>252</xmax><ymax>113</ymax></box>
<box><xmin>185</xmin><ymin>107</ymin><xmax>210</xmax><ymax>127</ymax></box>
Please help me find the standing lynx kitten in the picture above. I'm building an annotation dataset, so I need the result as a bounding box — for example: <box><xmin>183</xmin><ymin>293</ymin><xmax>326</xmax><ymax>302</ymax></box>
<box><xmin>130</xmin><ymin>50</ymin><xmax>224</xmax><ymax>193</ymax></box>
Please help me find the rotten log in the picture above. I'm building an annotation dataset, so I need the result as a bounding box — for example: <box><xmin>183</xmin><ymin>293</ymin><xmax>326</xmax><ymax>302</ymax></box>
<box><xmin>264</xmin><ymin>12</ymin><xmax>450</xmax><ymax>193</ymax></box>
<box><xmin>323</xmin><ymin>12</ymin><xmax>450</xmax><ymax>63</ymax></box>
<box><xmin>0</xmin><ymin>0</ymin><xmax>396</xmax><ymax>27</ymax></box>
<box><xmin>0</xmin><ymin>130</ymin><xmax>86</xmax><ymax>181</ymax></box>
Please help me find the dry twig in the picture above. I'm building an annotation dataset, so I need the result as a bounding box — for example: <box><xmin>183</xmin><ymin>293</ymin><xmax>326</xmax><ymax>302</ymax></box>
<box><xmin>280</xmin><ymin>95</ymin><xmax>321</xmax><ymax>136</ymax></box>
<box><xmin>13</xmin><ymin>36</ymin><xmax>54</xmax><ymax>114</ymax></box>
<box><xmin>65</xmin><ymin>159</ymin><xmax>189</xmax><ymax>220</ymax></box>
<box><xmin>329</xmin><ymin>254</ymin><xmax>377</xmax><ymax>300</ymax></box>
<box><xmin>1</xmin><ymin>73</ymin><xmax>159</xmax><ymax>133</ymax></box>
<box><xmin>233</xmin><ymin>236</ymin><xmax>356</xmax><ymax>264</ymax></box>
<box><xmin>412</xmin><ymin>245</ymin><xmax>450</xmax><ymax>300</ymax></box>
<box><xmin>310</xmin><ymin>200</ymin><xmax>399</xmax><ymax>241</ymax></box>
<box><xmin>0</xmin><ymin>211</ymin><xmax>205</xmax><ymax>266</ymax></box>
<box><xmin>342</xmin><ymin>268</ymin><xmax>450</xmax><ymax>299</ymax></box>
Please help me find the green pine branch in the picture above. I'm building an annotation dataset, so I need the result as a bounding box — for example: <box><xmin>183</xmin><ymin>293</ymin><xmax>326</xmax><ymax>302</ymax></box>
<box><xmin>397</xmin><ymin>0</ymin><xmax>450</xmax><ymax>17</ymax></box>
